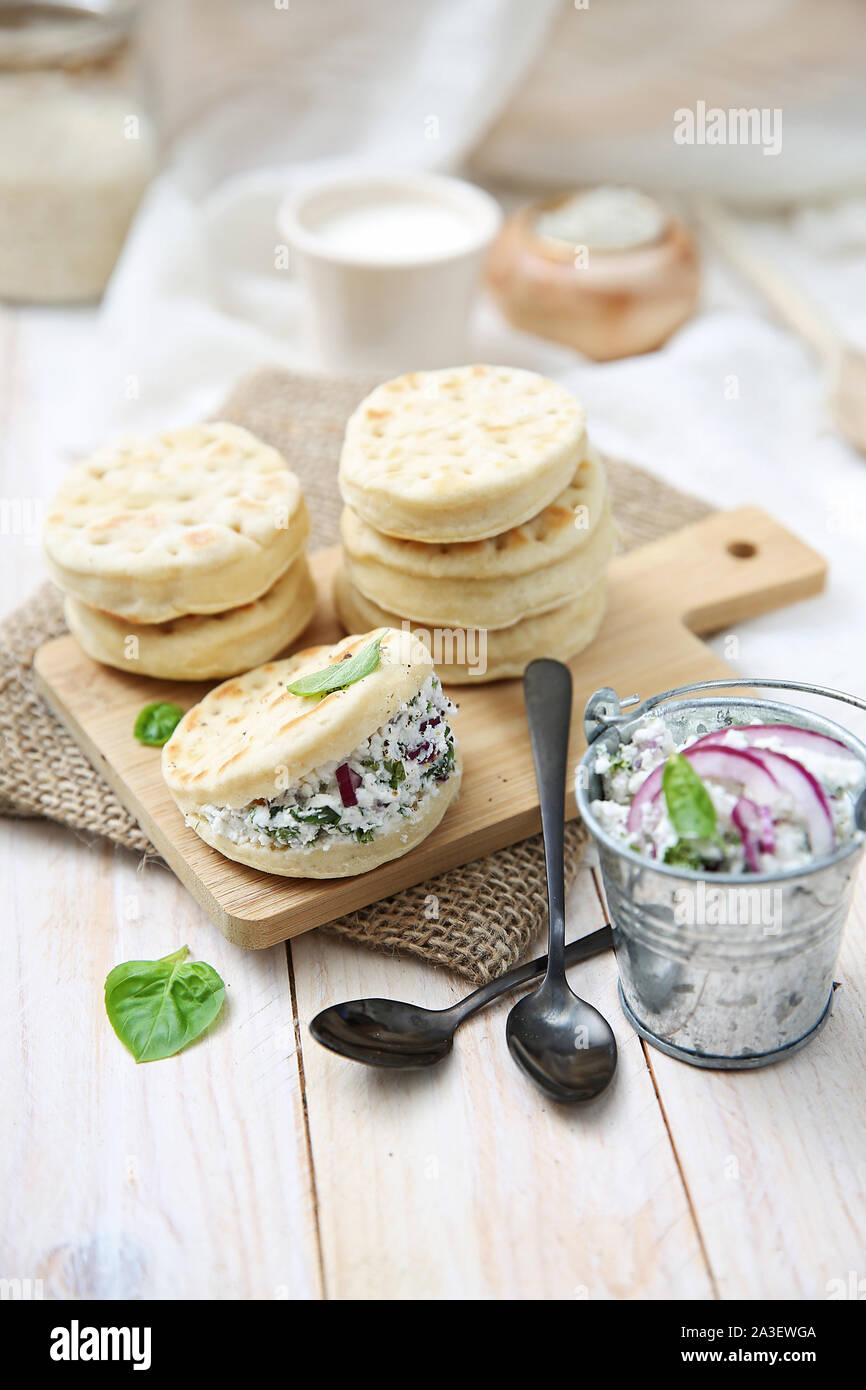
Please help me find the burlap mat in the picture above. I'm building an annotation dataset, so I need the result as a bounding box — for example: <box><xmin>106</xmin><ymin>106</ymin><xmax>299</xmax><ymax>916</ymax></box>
<box><xmin>0</xmin><ymin>368</ymin><xmax>713</xmax><ymax>983</ymax></box>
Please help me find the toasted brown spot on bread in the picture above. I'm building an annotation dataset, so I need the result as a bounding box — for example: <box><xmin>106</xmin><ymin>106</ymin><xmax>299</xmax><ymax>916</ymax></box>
<box><xmin>544</xmin><ymin>505</ymin><xmax>578</xmax><ymax>532</ymax></box>
<box><xmin>217</xmin><ymin>751</ymin><xmax>246</xmax><ymax>773</ymax></box>
<box><xmin>184</xmin><ymin>527</ymin><xmax>221</xmax><ymax>548</ymax></box>
<box><xmin>444</xmin><ymin>540</ymin><xmax>484</xmax><ymax>557</ymax></box>
<box><xmin>499</xmin><ymin>529</ymin><xmax>531</xmax><ymax>550</ymax></box>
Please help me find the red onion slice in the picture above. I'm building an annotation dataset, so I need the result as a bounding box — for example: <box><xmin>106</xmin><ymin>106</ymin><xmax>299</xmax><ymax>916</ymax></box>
<box><xmin>336</xmin><ymin>763</ymin><xmax>362</xmax><ymax>807</ymax></box>
<box><xmin>626</xmin><ymin>746</ymin><xmax>779</xmax><ymax>836</ymax></box>
<box><xmin>731</xmin><ymin>746</ymin><xmax>834</xmax><ymax>856</ymax></box>
<box><xmin>758</xmin><ymin>803</ymin><xmax>776</xmax><ymax>853</ymax></box>
<box><xmin>405</xmin><ymin>740</ymin><xmax>431</xmax><ymax>762</ymax></box>
<box><xmin>732</xmin><ymin>797</ymin><xmax>764</xmax><ymax>872</ymax></box>
<box><xmin>690</xmin><ymin>735</ymin><xmax>835</xmax><ymax>856</ymax></box>
<box><xmin>626</xmin><ymin>766</ymin><xmax>664</xmax><ymax>836</ymax></box>
<box><xmin>690</xmin><ymin>722</ymin><xmax>859</xmax><ymax>763</ymax></box>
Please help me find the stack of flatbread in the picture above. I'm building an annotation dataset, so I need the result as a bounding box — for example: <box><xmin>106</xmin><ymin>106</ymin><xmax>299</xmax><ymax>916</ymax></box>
<box><xmin>43</xmin><ymin>423</ymin><xmax>315</xmax><ymax>680</ymax></box>
<box><xmin>335</xmin><ymin>365</ymin><xmax>616</xmax><ymax>682</ymax></box>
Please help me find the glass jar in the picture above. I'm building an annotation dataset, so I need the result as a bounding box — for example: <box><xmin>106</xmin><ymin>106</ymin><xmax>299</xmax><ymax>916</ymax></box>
<box><xmin>0</xmin><ymin>0</ymin><xmax>156</xmax><ymax>302</ymax></box>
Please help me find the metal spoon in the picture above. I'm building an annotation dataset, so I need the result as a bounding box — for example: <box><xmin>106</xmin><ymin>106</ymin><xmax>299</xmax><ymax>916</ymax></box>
<box><xmin>309</xmin><ymin>925</ymin><xmax>613</xmax><ymax>1069</ymax></box>
<box><xmin>506</xmin><ymin>659</ymin><xmax>618</xmax><ymax>1102</ymax></box>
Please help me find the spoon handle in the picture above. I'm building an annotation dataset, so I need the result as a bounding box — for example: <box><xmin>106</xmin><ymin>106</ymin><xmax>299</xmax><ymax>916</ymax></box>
<box><xmin>449</xmin><ymin>924</ymin><xmax>613</xmax><ymax>1024</ymax></box>
<box><xmin>689</xmin><ymin>197</ymin><xmax>840</xmax><ymax>363</ymax></box>
<box><xmin>523</xmin><ymin>659</ymin><xmax>573</xmax><ymax>981</ymax></box>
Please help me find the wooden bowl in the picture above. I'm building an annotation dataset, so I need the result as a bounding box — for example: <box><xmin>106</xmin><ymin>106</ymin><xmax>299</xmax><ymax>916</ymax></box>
<box><xmin>486</xmin><ymin>192</ymin><xmax>700</xmax><ymax>361</ymax></box>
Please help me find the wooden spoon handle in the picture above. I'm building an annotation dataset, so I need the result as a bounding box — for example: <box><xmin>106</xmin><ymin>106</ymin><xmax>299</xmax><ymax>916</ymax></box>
<box><xmin>690</xmin><ymin>196</ymin><xmax>840</xmax><ymax>364</ymax></box>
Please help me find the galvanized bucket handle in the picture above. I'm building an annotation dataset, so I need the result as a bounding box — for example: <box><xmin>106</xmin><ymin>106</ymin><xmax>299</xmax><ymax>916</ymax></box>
<box><xmin>584</xmin><ymin>677</ymin><xmax>866</xmax><ymax>745</ymax></box>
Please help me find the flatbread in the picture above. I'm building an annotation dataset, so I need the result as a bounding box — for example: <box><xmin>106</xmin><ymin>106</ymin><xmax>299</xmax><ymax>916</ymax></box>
<box><xmin>334</xmin><ymin>568</ymin><xmax>607</xmax><ymax>683</ymax></box>
<box><xmin>338</xmin><ymin>365</ymin><xmax>586</xmax><ymax>542</ymax></box>
<box><xmin>187</xmin><ymin>750</ymin><xmax>462</xmax><ymax>879</ymax></box>
<box><xmin>340</xmin><ymin>444</ymin><xmax>609</xmax><ymax>580</ymax></box>
<box><xmin>43</xmin><ymin>422</ymin><xmax>309</xmax><ymax>622</ymax></box>
<box><xmin>343</xmin><ymin>500</ymin><xmax>617</xmax><ymax>628</ymax></box>
<box><xmin>162</xmin><ymin>627</ymin><xmax>434</xmax><ymax>812</ymax></box>
<box><xmin>64</xmin><ymin>556</ymin><xmax>317</xmax><ymax>681</ymax></box>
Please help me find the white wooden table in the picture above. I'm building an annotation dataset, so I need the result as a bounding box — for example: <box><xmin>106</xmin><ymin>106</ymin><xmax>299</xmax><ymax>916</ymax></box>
<box><xmin>2</xmin><ymin>303</ymin><xmax>865</xmax><ymax>1302</ymax></box>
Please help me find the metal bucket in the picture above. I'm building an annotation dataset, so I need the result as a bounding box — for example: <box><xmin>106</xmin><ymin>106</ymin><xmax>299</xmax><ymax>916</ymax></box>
<box><xmin>575</xmin><ymin>679</ymin><xmax>866</xmax><ymax>1069</ymax></box>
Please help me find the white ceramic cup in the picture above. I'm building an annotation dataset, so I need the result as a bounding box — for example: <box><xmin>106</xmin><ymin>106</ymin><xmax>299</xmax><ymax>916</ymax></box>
<box><xmin>278</xmin><ymin>171</ymin><xmax>502</xmax><ymax>372</ymax></box>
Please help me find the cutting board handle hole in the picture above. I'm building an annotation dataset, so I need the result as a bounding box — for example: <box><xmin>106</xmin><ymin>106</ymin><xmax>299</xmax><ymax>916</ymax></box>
<box><xmin>727</xmin><ymin>540</ymin><xmax>757</xmax><ymax>559</ymax></box>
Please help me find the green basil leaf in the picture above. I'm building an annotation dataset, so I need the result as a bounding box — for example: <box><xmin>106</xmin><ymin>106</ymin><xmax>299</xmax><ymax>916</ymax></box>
<box><xmin>290</xmin><ymin>805</ymin><xmax>341</xmax><ymax>825</ymax></box>
<box><xmin>263</xmin><ymin>824</ymin><xmax>300</xmax><ymax>845</ymax></box>
<box><xmin>663</xmin><ymin>838</ymin><xmax>707</xmax><ymax>870</ymax></box>
<box><xmin>287</xmin><ymin>635</ymin><xmax>382</xmax><ymax>697</ymax></box>
<box><xmin>104</xmin><ymin>946</ymin><xmax>225</xmax><ymax>1063</ymax></box>
<box><xmin>134</xmin><ymin>701</ymin><xmax>185</xmax><ymax>747</ymax></box>
<box><xmin>383</xmin><ymin>757</ymin><xmax>405</xmax><ymax>790</ymax></box>
<box><xmin>430</xmin><ymin>738</ymin><xmax>455</xmax><ymax>782</ymax></box>
<box><xmin>662</xmin><ymin>753</ymin><xmax>717</xmax><ymax>840</ymax></box>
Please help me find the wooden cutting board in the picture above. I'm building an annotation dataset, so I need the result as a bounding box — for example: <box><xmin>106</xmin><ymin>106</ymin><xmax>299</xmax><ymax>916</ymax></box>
<box><xmin>34</xmin><ymin>506</ymin><xmax>825</xmax><ymax>949</ymax></box>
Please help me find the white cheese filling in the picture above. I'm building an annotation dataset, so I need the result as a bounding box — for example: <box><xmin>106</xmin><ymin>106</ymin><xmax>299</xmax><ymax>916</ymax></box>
<box><xmin>192</xmin><ymin>674</ymin><xmax>456</xmax><ymax>854</ymax></box>
<box><xmin>590</xmin><ymin>717</ymin><xmax>864</xmax><ymax>873</ymax></box>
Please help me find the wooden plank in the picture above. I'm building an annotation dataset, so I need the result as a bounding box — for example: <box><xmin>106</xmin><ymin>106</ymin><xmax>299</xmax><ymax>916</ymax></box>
<box><xmin>634</xmin><ymin>867</ymin><xmax>866</xmax><ymax>1300</ymax></box>
<box><xmin>0</xmin><ymin>289</ymin><xmax>320</xmax><ymax>1302</ymax></box>
<box><xmin>32</xmin><ymin>507</ymin><xmax>826</xmax><ymax>949</ymax></box>
<box><xmin>0</xmin><ymin>817</ymin><xmax>322</xmax><ymax>1300</ymax></box>
<box><xmin>291</xmin><ymin>868</ymin><xmax>716</xmax><ymax>1300</ymax></box>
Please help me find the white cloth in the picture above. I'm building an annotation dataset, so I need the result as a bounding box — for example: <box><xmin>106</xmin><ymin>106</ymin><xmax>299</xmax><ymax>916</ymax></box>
<box><xmin>67</xmin><ymin>0</ymin><xmax>866</xmax><ymax>734</ymax></box>
<box><xmin>473</xmin><ymin>0</ymin><xmax>866</xmax><ymax>202</ymax></box>
<box><xmin>76</xmin><ymin>0</ymin><xmax>559</xmax><ymax>441</ymax></box>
